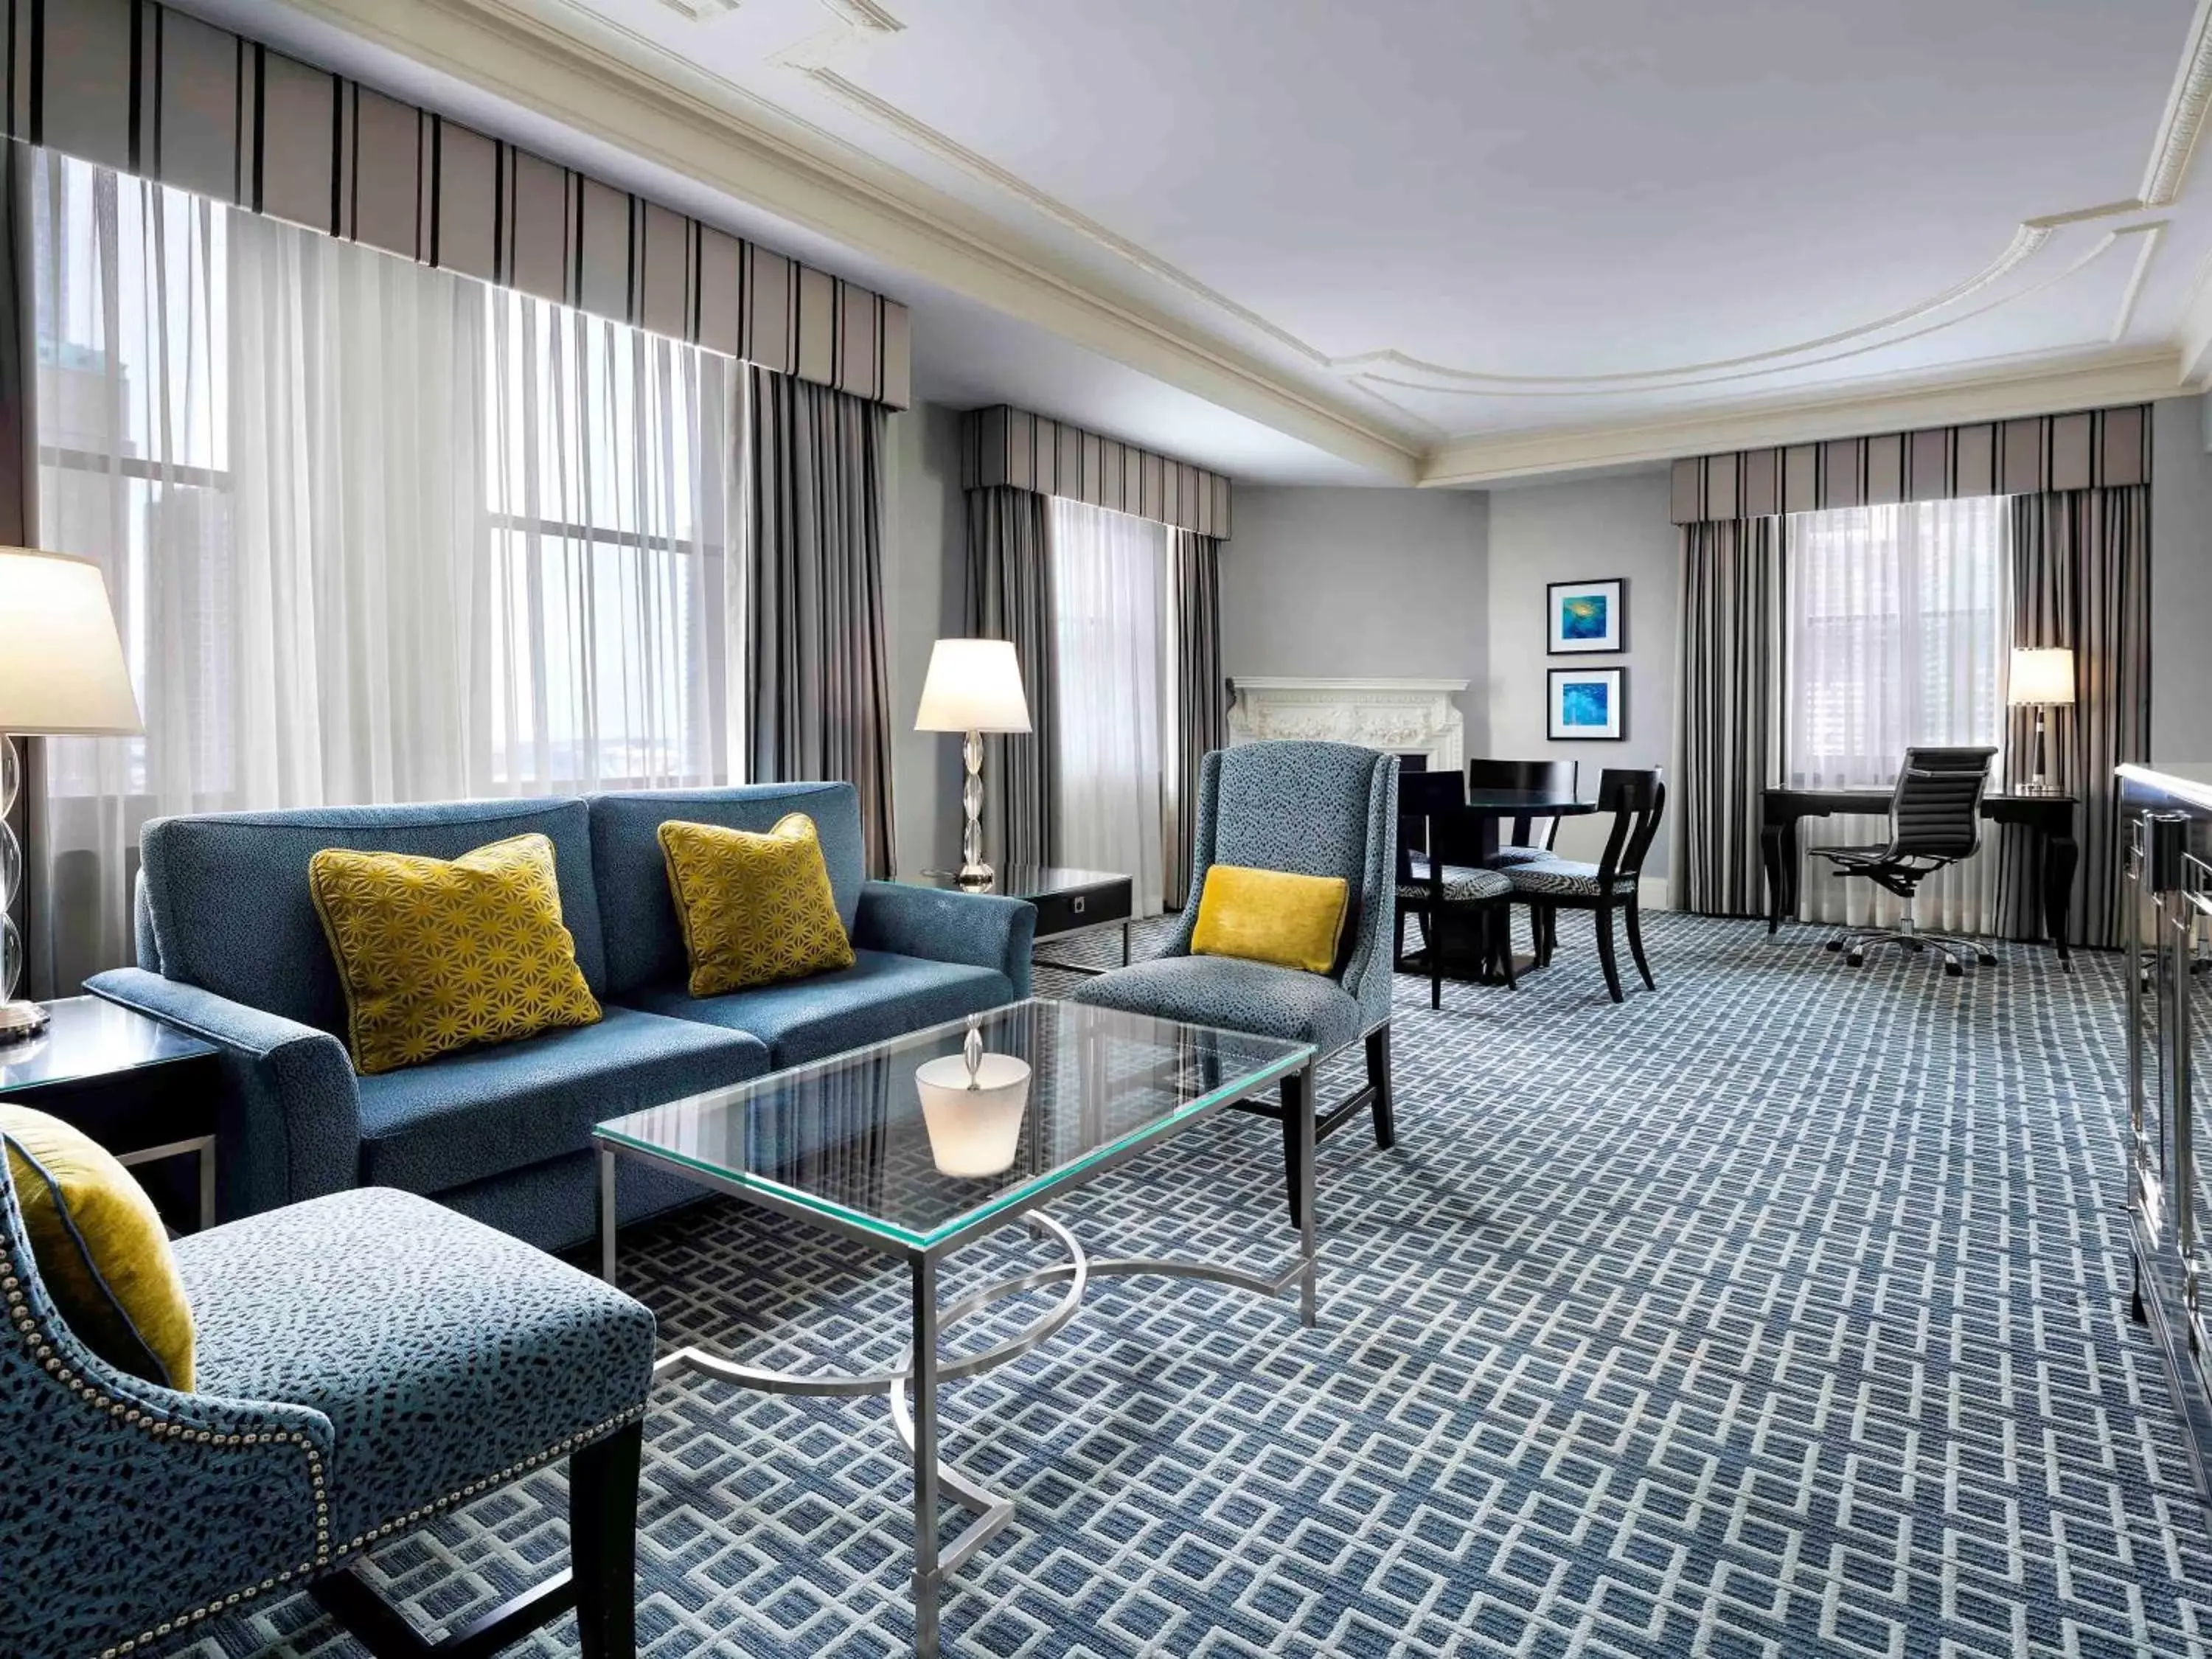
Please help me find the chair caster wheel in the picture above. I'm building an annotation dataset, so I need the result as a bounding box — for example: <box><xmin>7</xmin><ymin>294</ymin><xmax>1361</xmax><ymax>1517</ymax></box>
<box><xmin>1944</xmin><ymin>961</ymin><xmax>1964</xmax><ymax>978</ymax></box>
<box><xmin>1905</xmin><ymin>939</ymin><xmax>1924</xmax><ymax>953</ymax></box>
<box><xmin>1846</xmin><ymin>953</ymin><xmax>1864</xmax><ymax>967</ymax></box>
<box><xmin>1978</xmin><ymin>953</ymin><xmax>1997</xmax><ymax>966</ymax></box>
<box><xmin>1825</xmin><ymin>939</ymin><xmax>1845</xmax><ymax>952</ymax></box>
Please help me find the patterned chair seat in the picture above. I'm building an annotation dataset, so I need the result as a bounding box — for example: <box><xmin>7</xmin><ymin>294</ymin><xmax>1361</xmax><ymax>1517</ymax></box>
<box><xmin>1504</xmin><ymin>858</ymin><xmax>1640</xmax><ymax>899</ymax></box>
<box><xmin>1486</xmin><ymin>843</ymin><xmax>1551</xmax><ymax>867</ymax></box>
<box><xmin>1398</xmin><ymin>858</ymin><xmax>1514</xmax><ymax>902</ymax></box>
<box><xmin>1073</xmin><ymin>953</ymin><xmax>1366</xmax><ymax>1054</ymax></box>
<box><xmin>174</xmin><ymin>1186</ymin><xmax>655</xmax><ymax>1548</ymax></box>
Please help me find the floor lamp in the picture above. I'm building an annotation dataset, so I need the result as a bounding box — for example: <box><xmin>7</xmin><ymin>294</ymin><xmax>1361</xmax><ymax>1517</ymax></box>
<box><xmin>914</xmin><ymin>639</ymin><xmax>1033</xmax><ymax>891</ymax></box>
<box><xmin>0</xmin><ymin>549</ymin><xmax>144</xmax><ymax>1042</ymax></box>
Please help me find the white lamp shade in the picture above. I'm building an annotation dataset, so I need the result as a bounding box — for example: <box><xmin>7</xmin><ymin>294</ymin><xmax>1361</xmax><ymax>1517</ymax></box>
<box><xmin>914</xmin><ymin>639</ymin><xmax>1032</xmax><ymax>734</ymax></box>
<box><xmin>0</xmin><ymin>549</ymin><xmax>142</xmax><ymax>735</ymax></box>
<box><xmin>2008</xmin><ymin>647</ymin><xmax>2076</xmax><ymax>708</ymax></box>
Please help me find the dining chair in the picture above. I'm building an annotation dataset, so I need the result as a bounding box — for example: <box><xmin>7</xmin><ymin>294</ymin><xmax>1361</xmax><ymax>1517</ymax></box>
<box><xmin>1503</xmin><ymin>768</ymin><xmax>1666</xmax><ymax>1004</ymax></box>
<box><xmin>1467</xmin><ymin>758</ymin><xmax>1579</xmax><ymax>866</ymax></box>
<box><xmin>1811</xmin><ymin>745</ymin><xmax>1999</xmax><ymax>977</ymax></box>
<box><xmin>1394</xmin><ymin>769</ymin><xmax>1516</xmax><ymax>1008</ymax></box>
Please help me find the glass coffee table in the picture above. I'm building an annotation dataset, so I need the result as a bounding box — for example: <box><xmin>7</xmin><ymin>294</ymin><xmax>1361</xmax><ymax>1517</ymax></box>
<box><xmin>593</xmin><ymin>998</ymin><xmax>1318</xmax><ymax>1658</ymax></box>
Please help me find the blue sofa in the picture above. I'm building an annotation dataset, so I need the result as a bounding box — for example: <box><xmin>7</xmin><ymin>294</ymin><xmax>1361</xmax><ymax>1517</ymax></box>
<box><xmin>86</xmin><ymin>782</ymin><xmax>1034</xmax><ymax>1250</ymax></box>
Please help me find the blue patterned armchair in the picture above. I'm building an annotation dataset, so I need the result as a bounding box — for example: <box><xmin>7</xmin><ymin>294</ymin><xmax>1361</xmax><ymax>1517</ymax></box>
<box><xmin>0</xmin><ymin>1155</ymin><xmax>655</xmax><ymax>1658</ymax></box>
<box><xmin>1071</xmin><ymin>740</ymin><xmax>1400</xmax><ymax>1220</ymax></box>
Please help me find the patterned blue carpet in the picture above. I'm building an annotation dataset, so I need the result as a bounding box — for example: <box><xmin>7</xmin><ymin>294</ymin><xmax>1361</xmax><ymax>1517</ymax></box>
<box><xmin>166</xmin><ymin>913</ymin><xmax>2212</xmax><ymax>1657</ymax></box>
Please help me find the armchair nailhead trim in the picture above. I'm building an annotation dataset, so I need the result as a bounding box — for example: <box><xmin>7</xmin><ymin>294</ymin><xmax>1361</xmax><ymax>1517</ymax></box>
<box><xmin>8</xmin><ymin>1224</ymin><xmax>650</xmax><ymax>1656</ymax></box>
<box><xmin>1</xmin><ymin>1236</ymin><xmax>332</xmax><ymax>1659</ymax></box>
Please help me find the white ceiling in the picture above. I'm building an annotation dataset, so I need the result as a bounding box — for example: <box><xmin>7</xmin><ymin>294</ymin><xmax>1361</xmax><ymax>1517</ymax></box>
<box><xmin>201</xmin><ymin>0</ymin><xmax>2212</xmax><ymax>484</ymax></box>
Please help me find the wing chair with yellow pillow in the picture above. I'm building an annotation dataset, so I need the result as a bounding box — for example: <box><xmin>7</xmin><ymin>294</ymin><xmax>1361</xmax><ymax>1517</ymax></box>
<box><xmin>1070</xmin><ymin>740</ymin><xmax>1400</xmax><ymax>1224</ymax></box>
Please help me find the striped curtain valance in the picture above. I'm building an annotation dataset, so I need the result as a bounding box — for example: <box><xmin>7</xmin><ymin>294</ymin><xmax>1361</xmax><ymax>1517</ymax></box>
<box><xmin>1668</xmin><ymin>405</ymin><xmax>2150</xmax><ymax>526</ymax></box>
<box><xmin>961</xmin><ymin>405</ymin><xmax>1232</xmax><ymax>540</ymax></box>
<box><xmin>15</xmin><ymin>0</ymin><xmax>911</xmax><ymax>408</ymax></box>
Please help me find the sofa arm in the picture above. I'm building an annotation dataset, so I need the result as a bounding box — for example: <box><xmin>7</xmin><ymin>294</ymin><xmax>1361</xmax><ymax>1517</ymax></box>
<box><xmin>853</xmin><ymin>882</ymin><xmax>1037</xmax><ymax>999</ymax></box>
<box><xmin>85</xmin><ymin>967</ymin><xmax>361</xmax><ymax>1219</ymax></box>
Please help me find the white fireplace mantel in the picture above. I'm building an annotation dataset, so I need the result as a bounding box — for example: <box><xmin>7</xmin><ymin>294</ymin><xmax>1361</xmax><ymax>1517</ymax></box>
<box><xmin>1225</xmin><ymin>677</ymin><xmax>1470</xmax><ymax>771</ymax></box>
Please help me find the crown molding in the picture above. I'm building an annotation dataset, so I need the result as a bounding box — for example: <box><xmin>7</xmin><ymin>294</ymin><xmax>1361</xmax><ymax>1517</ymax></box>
<box><xmin>261</xmin><ymin>0</ymin><xmax>1424</xmax><ymax>481</ymax></box>
<box><xmin>1416</xmin><ymin>351</ymin><xmax>2185</xmax><ymax>487</ymax></box>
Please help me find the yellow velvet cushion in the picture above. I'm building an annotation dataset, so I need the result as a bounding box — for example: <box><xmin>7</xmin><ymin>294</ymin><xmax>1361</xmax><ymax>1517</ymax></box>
<box><xmin>2</xmin><ymin>1105</ymin><xmax>195</xmax><ymax>1390</ymax></box>
<box><xmin>1191</xmin><ymin>864</ymin><xmax>1350</xmax><ymax>974</ymax></box>
<box><xmin>307</xmin><ymin>832</ymin><xmax>602</xmax><ymax>1075</ymax></box>
<box><xmin>658</xmin><ymin>814</ymin><xmax>856</xmax><ymax>995</ymax></box>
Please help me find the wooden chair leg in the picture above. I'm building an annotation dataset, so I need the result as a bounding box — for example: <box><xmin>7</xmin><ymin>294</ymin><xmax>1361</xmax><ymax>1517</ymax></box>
<box><xmin>1595</xmin><ymin>904</ymin><xmax>1625</xmax><ymax>1004</ymax></box>
<box><xmin>1393</xmin><ymin>908</ymin><xmax>1406</xmax><ymax>968</ymax></box>
<box><xmin>572</xmin><ymin>1422</ymin><xmax>643</xmax><ymax>1659</ymax></box>
<box><xmin>1624</xmin><ymin>898</ymin><xmax>1655</xmax><ymax>990</ymax></box>
<box><xmin>1498</xmin><ymin>906</ymin><xmax>1518</xmax><ymax>990</ymax></box>
<box><xmin>1279</xmin><ymin>1068</ymin><xmax>1307</xmax><ymax>1227</ymax></box>
<box><xmin>1426</xmin><ymin>905</ymin><xmax>1442</xmax><ymax>1009</ymax></box>
<box><xmin>1366</xmin><ymin>1024</ymin><xmax>1395</xmax><ymax>1149</ymax></box>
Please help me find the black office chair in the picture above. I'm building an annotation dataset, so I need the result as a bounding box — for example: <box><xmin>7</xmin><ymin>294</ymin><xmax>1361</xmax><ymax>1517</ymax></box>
<box><xmin>1394</xmin><ymin>769</ymin><xmax>1516</xmax><ymax>1008</ymax></box>
<box><xmin>1466</xmin><ymin>758</ymin><xmax>1577</xmax><ymax>866</ymax></box>
<box><xmin>1809</xmin><ymin>745</ymin><xmax>1999</xmax><ymax>977</ymax></box>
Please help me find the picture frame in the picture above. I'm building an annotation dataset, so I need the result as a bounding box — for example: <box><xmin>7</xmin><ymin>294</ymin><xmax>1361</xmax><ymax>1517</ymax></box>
<box><xmin>1547</xmin><ymin>577</ymin><xmax>1626</xmax><ymax>655</ymax></box>
<box><xmin>1548</xmin><ymin>667</ymin><xmax>1625</xmax><ymax>741</ymax></box>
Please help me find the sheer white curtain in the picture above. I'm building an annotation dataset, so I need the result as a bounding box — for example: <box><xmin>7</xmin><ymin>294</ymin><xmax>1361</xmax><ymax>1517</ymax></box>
<box><xmin>1048</xmin><ymin>496</ymin><xmax>1167</xmax><ymax>917</ymax></box>
<box><xmin>1785</xmin><ymin>495</ymin><xmax>2011</xmax><ymax>933</ymax></box>
<box><xmin>29</xmin><ymin>153</ymin><xmax>740</xmax><ymax>993</ymax></box>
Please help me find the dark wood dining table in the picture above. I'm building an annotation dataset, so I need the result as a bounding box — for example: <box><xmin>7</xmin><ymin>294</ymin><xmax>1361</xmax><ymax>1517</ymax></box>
<box><xmin>1404</xmin><ymin>787</ymin><xmax>1600</xmax><ymax>981</ymax></box>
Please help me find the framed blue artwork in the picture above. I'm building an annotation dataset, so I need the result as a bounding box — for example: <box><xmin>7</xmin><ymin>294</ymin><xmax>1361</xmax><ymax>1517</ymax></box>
<box><xmin>1549</xmin><ymin>667</ymin><xmax>1625</xmax><ymax>740</ymax></box>
<box><xmin>1548</xmin><ymin>578</ymin><xmax>1625</xmax><ymax>654</ymax></box>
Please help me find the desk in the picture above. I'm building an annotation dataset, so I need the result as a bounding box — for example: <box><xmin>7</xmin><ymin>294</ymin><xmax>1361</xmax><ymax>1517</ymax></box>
<box><xmin>913</xmin><ymin>864</ymin><xmax>1134</xmax><ymax>973</ymax></box>
<box><xmin>1759</xmin><ymin>788</ymin><xmax>2079</xmax><ymax>964</ymax></box>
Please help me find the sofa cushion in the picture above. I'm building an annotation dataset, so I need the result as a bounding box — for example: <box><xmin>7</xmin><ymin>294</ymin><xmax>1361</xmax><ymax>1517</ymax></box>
<box><xmin>308</xmin><ymin>833</ymin><xmax>603</xmax><ymax>1075</ymax></box>
<box><xmin>1068</xmin><ymin>955</ymin><xmax>1364</xmax><ymax>1056</ymax></box>
<box><xmin>588</xmin><ymin>783</ymin><xmax>866</xmax><ymax>998</ymax></box>
<box><xmin>355</xmin><ymin>1006</ymin><xmax>768</xmax><ymax>1195</ymax></box>
<box><xmin>175</xmin><ymin>1186</ymin><xmax>655</xmax><ymax>1548</ymax></box>
<box><xmin>140</xmin><ymin>798</ymin><xmax>606</xmax><ymax>1039</ymax></box>
<box><xmin>658</xmin><ymin>813</ymin><xmax>855</xmax><ymax>995</ymax></box>
<box><xmin>622</xmin><ymin>949</ymin><xmax>1012</xmax><ymax>1068</ymax></box>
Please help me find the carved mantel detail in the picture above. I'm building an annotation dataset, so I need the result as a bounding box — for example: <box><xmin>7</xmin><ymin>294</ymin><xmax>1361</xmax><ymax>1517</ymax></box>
<box><xmin>1225</xmin><ymin>677</ymin><xmax>1470</xmax><ymax>772</ymax></box>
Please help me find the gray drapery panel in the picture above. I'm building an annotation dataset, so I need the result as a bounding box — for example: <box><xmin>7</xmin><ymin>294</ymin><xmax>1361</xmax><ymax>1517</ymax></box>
<box><xmin>1993</xmin><ymin>486</ymin><xmax>2150</xmax><ymax>950</ymax></box>
<box><xmin>1672</xmin><ymin>517</ymin><xmax>1789</xmax><ymax>917</ymax></box>
<box><xmin>746</xmin><ymin>365</ymin><xmax>898</xmax><ymax>877</ymax></box>
<box><xmin>0</xmin><ymin>143</ymin><xmax>39</xmax><ymax>995</ymax></box>
<box><xmin>1166</xmin><ymin>529</ymin><xmax>1225</xmax><ymax>911</ymax></box>
<box><xmin>963</xmin><ymin>485</ymin><xmax>1057</xmax><ymax>872</ymax></box>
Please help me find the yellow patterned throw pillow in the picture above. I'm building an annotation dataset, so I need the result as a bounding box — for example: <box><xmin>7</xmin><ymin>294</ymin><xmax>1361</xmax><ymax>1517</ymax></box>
<box><xmin>307</xmin><ymin>832</ymin><xmax>602</xmax><ymax>1075</ymax></box>
<box><xmin>2</xmin><ymin>1104</ymin><xmax>196</xmax><ymax>1390</ymax></box>
<box><xmin>658</xmin><ymin>814</ymin><xmax>855</xmax><ymax>996</ymax></box>
<box><xmin>1191</xmin><ymin>864</ymin><xmax>1350</xmax><ymax>975</ymax></box>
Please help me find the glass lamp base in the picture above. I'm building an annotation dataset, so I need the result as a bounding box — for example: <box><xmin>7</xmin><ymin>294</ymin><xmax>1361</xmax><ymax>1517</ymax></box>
<box><xmin>0</xmin><ymin>998</ymin><xmax>47</xmax><ymax>1044</ymax></box>
<box><xmin>955</xmin><ymin>864</ymin><xmax>996</xmax><ymax>892</ymax></box>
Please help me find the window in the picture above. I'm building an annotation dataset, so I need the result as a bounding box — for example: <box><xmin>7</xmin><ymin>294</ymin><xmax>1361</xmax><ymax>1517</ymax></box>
<box><xmin>27</xmin><ymin>150</ymin><xmax>742</xmax><ymax>991</ymax></box>
<box><xmin>1784</xmin><ymin>495</ymin><xmax>2011</xmax><ymax>931</ymax></box>
<box><xmin>1786</xmin><ymin>496</ymin><xmax>2011</xmax><ymax>789</ymax></box>
<box><xmin>1048</xmin><ymin>496</ymin><xmax>1169</xmax><ymax>917</ymax></box>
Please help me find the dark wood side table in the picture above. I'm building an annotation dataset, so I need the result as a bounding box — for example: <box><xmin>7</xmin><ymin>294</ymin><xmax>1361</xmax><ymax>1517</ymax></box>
<box><xmin>0</xmin><ymin>996</ymin><xmax>222</xmax><ymax>1231</ymax></box>
<box><xmin>914</xmin><ymin>865</ymin><xmax>1136</xmax><ymax>974</ymax></box>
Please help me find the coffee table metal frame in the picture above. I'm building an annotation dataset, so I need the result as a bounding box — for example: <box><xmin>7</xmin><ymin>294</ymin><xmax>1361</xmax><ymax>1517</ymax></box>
<box><xmin>593</xmin><ymin>1015</ymin><xmax>1318</xmax><ymax>1659</ymax></box>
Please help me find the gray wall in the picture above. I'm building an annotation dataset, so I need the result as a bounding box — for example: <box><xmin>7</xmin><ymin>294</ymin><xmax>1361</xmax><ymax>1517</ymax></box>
<box><xmin>883</xmin><ymin>400</ymin><xmax>966</xmax><ymax>876</ymax></box>
<box><xmin>2153</xmin><ymin>395</ymin><xmax>2212</xmax><ymax>764</ymax></box>
<box><xmin>1485</xmin><ymin>470</ymin><xmax>1680</xmax><ymax>876</ymax></box>
<box><xmin>1221</xmin><ymin>485</ymin><xmax>1491</xmax><ymax>751</ymax></box>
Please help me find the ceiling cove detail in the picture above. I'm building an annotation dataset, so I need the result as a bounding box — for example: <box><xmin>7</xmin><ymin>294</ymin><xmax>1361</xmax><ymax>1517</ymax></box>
<box><xmin>762</xmin><ymin>1</ymin><xmax>2212</xmax><ymax>428</ymax></box>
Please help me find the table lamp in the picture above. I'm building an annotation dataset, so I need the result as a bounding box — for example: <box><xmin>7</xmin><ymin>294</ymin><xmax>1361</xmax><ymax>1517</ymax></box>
<box><xmin>0</xmin><ymin>549</ymin><xmax>143</xmax><ymax>1041</ymax></box>
<box><xmin>2008</xmin><ymin>647</ymin><xmax>2075</xmax><ymax>795</ymax></box>
<box><xmin>914</xmin><ymin>639</ymin><xmax>1032</xmax><ymax>891</ymax></box>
